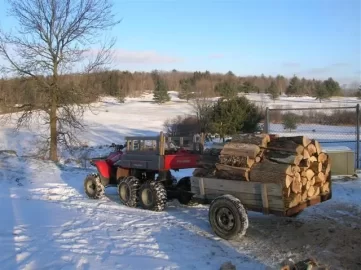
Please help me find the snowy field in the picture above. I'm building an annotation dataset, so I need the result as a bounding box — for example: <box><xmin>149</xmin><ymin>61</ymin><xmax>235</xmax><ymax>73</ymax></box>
<box><xmin>1</xmin><ymin>91</ymin><xmax>361</xmax><ymax>269</ymax></box>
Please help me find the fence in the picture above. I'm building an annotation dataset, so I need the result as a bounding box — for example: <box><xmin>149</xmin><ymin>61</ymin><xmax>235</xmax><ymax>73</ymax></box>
<box><xmin>264</xmin><ymin>104</ymin><xmax>360</xmax><ymax>170</ymax></box>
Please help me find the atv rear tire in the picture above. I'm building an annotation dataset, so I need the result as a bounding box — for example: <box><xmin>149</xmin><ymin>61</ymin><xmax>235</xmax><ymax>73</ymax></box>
<box><xmin>138</xmin><ymin>180</ymin><xmax>167</xmax><ymax>211</ymax></box>
<box><xmin>118</xmin><ymin>176</ymin><xmax>140</xmax><ymax>208</ymax></box>
<box><xmin>176</xmin><ymin>177</ymin><xmax>194</xmax><ymax>205</ymax></box>
<box><xmin>84</xmin><ymin>173</ymin><xmax>105</xmax><ymax>199</ymax></box>
<box><xmin>208</xmin><ymin>194</ymin><xmax>249</xmax><ymax>240</ymax></box>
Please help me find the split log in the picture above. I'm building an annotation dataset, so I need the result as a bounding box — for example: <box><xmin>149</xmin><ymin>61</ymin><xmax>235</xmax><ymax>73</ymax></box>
<box><xmin>299</xmin><ymin>159</ymin><xmax>310</xmax><ymax>168</ymax></box>
<box><xmin>309</xmin><ymin>156</ymin><xmax>318</xmax><ymax>162</ymax></box>
<box><xmin>309</xmin><ymin>177</ymin><xmax>315</xmax><ymax>186</ymax></box>
<box><xmin>303</xmin><ymin>149</ymin><xmax>311</xmax><ymax>159</ymax></box>
<box><xmin>285</xmin><ymin>175</ymin><xmax>293</xmax><ymax>188</ymax></box>
<box><xmin>313</xmin><ymin>186</ymin><xmax>320</xmax><ymax>196</ymax></box>
<box><xmin>305</xmin><ymin>180</ymin><xmax>311</xmax><ymax>190</ymax></box>
<box><xmin>301</xmin><ymin>189</ymin><xmax>308</xmax><ymax>201</ymax></box>
<box><xmin>310</xmin><ymin>161</ymin><xmax>322</xmax><ymax>173</ymax></box>
<box><xmin>301</xmin><ymin>168</ymin><xmax>315</xmax><ymax>181</ymax></box>
<box><xmin>306</xmin><ymin>143</ymin><xmax>317</xmax><ymax>156</ymax></box>
<box><xmin>312</xmin><ymin>139</ymin><xmax>322</xmax><ymax>155</ymax></box>
<box><xmin>267</xmin><ymin>139</ymin><xmax>304</xmax><ymax>155</ymax></box>
<box><xmin>256</xmin><ymin>149</ymin><xmax>265</xmax><ymax>160</ymax></box>
<box><xmin>291</xmin><ymin>178</ymin><xmax>302</xmax><ymax>194</ymax></box>
<box><xmin>249</xmin><ymin>159</ymin><xmax>294</xmax><ymax>184</ymax></box>
<box><xmin>291</xmin><ymin>165</ymin><xmax>301</xmax><ymax>174</ymax></box>
<box><xmin>219</xmin><ymin>155</ymin><xmax>255</xmax><ymax>168</ymax></box>
<box><xmin>307</xmin><ymin>186</ymin><xmax>315</xmax><ymax>197</ymax></box>
<box><xmin>274</xmin><ymin>136</ymin><xmax>312</xmax><ymax>147</ymax></box>
<box><xmin>221</xmin><ymin>143</ymin><xmax>260</xmax><ymax>158</ymax></box>
<box><xmin>315</xmin><ymin>172</ymin><xmax>326</xmax><ymax>184</ymax></box>
<box><xmin>284</xmin><ymin>193</ymin><xmax>302</xmax><ymax>208</ymax></box>
<box><xmin>265</xmin><ymin>151</ymin><xmax>304</xmax><ymax>166</ymax></box>
<box><xmin>323</xmin><ymin>163</ymin><xmax>331</xmax><ymax>176</ymax></box>
<box><xmin>231</xmin><ymin>133</ymin><xmax>270</xmax><ymax>148</ymax></box>
<box><xmin>215</xmin><ymin>163</ymin><xmax>250</xmax><ymax>181</ymax></box>
<box><xmin>318</xmin><ymin>152</ymin><xmax>328</xmax><ymax>164</ymax></box>
<box><xmin>321</xmin><ymin>182</ymin><xmax>330</xmax><ymax>193</ymax></box>
<box><xmin>301</xmin><ymin>177</ymin><xmax>308</xmax><ymax>186</ymax></box>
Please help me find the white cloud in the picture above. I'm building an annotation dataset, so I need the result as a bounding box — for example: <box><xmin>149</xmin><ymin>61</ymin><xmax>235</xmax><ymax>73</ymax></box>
<box><xmin>112</xmin><ymin>49</ymin><xmax>184</xmax><ymax>64</ymax></box>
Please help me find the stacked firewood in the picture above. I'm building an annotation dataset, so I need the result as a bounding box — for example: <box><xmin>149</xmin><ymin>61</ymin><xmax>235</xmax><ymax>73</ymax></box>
<box><xmin>194</xmin><ymin>134</ymin><xmax>331</xmax><ymax>209</ymax></box>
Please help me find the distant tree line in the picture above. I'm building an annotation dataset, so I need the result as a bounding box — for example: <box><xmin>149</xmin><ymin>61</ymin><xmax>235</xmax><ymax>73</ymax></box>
<box><xmin>0</xmin><ymin>69</ymin><xmax>353</xmax><ymax>110</ymax></box>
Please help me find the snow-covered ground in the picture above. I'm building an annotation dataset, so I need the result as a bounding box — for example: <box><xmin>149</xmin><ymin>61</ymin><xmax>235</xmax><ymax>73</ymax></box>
<box><xmin>1</xmin><ymin>91</ymin><xmax>361</xmax><ymax>269</ymax></box>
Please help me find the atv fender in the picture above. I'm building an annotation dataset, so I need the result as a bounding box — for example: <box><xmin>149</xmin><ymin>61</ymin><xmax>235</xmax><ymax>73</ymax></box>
<box><xmin>92</xmin><ymin>160</ymin><xmax>111</xmax><ymax>186</ymax></box>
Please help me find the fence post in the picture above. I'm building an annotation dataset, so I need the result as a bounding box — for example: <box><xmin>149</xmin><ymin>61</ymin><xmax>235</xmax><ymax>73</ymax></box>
<box><xmin>357</xmin><ymin>104</ymin><xmax>360</xmax><ymax>169</ymax></box>
<box><xmin>264</xmin><ymin>107</ymin><xmax>270</xmax><ymax>133</ymax></box>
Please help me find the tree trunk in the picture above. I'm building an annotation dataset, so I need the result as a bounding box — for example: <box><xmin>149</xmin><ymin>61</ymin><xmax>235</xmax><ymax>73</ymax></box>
<box><xmin>49</xmin><ymin>63</ymin><xmax>58</xmax><ymax>162</ymax></box>
<box><xmin>49</xmin><ymin>89</ymin><xmax>58</xmax><ymax>161</ymax></box>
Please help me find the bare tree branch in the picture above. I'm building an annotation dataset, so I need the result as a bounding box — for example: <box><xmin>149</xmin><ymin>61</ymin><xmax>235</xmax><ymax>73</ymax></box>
<box><xmin>0</xmin><ymin>0</ymin><xmax>120</xmax><ymax>161</ymax></box>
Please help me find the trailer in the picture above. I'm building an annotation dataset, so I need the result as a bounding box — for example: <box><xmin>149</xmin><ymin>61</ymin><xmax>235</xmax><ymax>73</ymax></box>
<box><xmin>190</xmin><ymin>174</ymin><xmax>332</xmax><ymax>240</ymax></box>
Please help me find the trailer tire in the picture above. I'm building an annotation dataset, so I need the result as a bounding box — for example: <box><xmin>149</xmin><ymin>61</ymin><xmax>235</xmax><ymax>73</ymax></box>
<box><xmin>176</xmin><ymin>177</ymin><xmax>195</xmax><ymax>205</ymax></box>
<box><xmin>208</xmin><ymin>194</ymin><xmax>249</xmax><ymax>240</ymax></box>
<box><xmin>139</xmin><ymin>180</ymin><xmax>167</xmax><ymax>211</ymax></box>
<box><xmin>118</xmin><ymin>176</ymin><xmax>140</xmax><ymax>208</ymax></box>
<box><xmin>84</xmin><ymin>173</ymin><xmax>105</xmax><ymax>199</ymax></box>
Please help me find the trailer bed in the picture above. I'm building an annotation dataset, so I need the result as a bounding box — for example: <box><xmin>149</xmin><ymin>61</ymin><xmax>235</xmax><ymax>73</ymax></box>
<box><xmin>190</xmin><ymin>176</ymin><xmax>332</xmax><ymax>217</ymax></box>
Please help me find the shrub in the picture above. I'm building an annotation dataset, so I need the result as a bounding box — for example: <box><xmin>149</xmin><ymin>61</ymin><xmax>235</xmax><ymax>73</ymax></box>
<box><xmin>282</xmin><ymin>113</ymin><xmax>298</xmax><ymax>131</ymax></box>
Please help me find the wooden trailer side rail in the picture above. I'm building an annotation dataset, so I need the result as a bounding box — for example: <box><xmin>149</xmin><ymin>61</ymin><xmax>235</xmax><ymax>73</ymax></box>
<box><xmin>190</xmin><ymin>176</ymin><xmax>332</xmax><ymax>217</ymax></box>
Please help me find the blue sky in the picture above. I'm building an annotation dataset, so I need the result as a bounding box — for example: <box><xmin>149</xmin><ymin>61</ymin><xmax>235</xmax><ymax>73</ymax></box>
<box><xmin>0</xmin><ymin>0</ymin><xmax>360</xmax><ymax>85</ymax></box>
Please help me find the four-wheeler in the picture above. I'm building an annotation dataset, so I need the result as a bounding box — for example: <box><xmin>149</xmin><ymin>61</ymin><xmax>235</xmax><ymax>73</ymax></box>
<box><xmin>84</xmin><ymin>132</ymin><xmax>204</xmax><ymax>211</ymax></box>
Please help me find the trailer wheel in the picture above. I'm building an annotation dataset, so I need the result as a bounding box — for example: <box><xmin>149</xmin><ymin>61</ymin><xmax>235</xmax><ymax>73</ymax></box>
<box><xmin>208</xmin><ymin>194</ymin><xmax>249</xmax><ymax>240</ymax></box>
<box><xmin>176</xmin><ymin>177</ymin><xmax>194</xmax><ymax>205</ymax></box>
<box><xmin>84</xmin><ymin>173</ymin><xmax>105</xmax><ymax>199</ymax></box>
<box><xmin>138</xmin><ymin>180</ymin><xmax>167</xmax><ymax>211</ymax></box>
<box><xmin>118</xmin><ymin>176</ymin><xmax>140</xmax><ymax>208</ymax></box>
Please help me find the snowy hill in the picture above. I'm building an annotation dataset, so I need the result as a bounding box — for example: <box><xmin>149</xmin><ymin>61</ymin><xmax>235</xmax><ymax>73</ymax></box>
<box><xmin>1</xmin><ymin>91</ymin><xmax>361</xmax><ymax>269</ymax></box>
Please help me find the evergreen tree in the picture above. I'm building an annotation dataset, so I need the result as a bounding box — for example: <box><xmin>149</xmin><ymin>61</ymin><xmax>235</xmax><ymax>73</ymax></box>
<box><xmin>215</xmin><ymin>81</ymin><xmax>238</xmax><ymax>99</ymax></box>
<box><xmin>267</xmin><ymin>81</ymin><xmax>279</xmax><ymax>101</ymax></box>
<box><xmin>179</xmin><ymin>78</ymin><xmax>195</xmax><ymax>102</ymax></box>
<box><xmin>286</xmin><ymin>76</ymin><xmax>301</xmax><ymax>96</ymax></box>
<box><xmin>239</xmin><ymin>81</ymin><xmax>259</xmax><ymax>94</ymax></box>
<box><xmin>314</xmin><ymin>81</ymin><xmax>329</xmax><ymax>102</ymax></box>
<box><xmin>282</xmin><ymin>113</ymin><xmax>298</xmax><ymax>131</ymax></box>
<box><xmin>324</xmin><ymin>77</ymin><xmax>341</xmax><ymax>97</ymax></box>
<box><xmin>208</xmin><ymin>96</ymin><xmax>263</xmax><ymax>141</ymax></box>
<box><xmin>151</xmin><ymin>70</ymin><xmax>170</xmax><ymax>104</ymax></box>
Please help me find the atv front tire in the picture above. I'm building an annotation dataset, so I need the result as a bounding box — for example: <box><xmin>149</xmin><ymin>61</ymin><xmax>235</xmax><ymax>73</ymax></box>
<box><xmin>138</xmin><ymin>180</ymin><xmax>167</xmax><ymax>211</ymax></box>
<box><xmin>118</xmin><ymin>176</ymin><xmax>140</xmax><ymax>208</ymax></box>
<box><xmin>84</xmin><ymin>173</ymin><xmax>105</xmax><ymax>199</ymax></box>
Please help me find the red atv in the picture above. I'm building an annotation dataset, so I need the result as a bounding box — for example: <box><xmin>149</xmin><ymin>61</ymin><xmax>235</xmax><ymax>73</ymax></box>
<box><xmin>84</xmin><ymin>143</ymin><xmax>125</xmax><ymax>199</ymax></box>
<box><xmin>84</xmin><ymin>132</ymin><xmax>204</xmax><ymax>211</ymax></box>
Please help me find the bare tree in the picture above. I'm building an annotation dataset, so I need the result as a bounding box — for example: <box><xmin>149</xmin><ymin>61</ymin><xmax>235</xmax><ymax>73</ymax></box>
<box><xmin>0</xmin><ymin>0</ymin><xmax>120</xmax><ymax>161</ymax></box>
<box><xmin>190</xmin><ymin>96</ymin><xmax>214</xmax><ymax>133</ymax></box>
